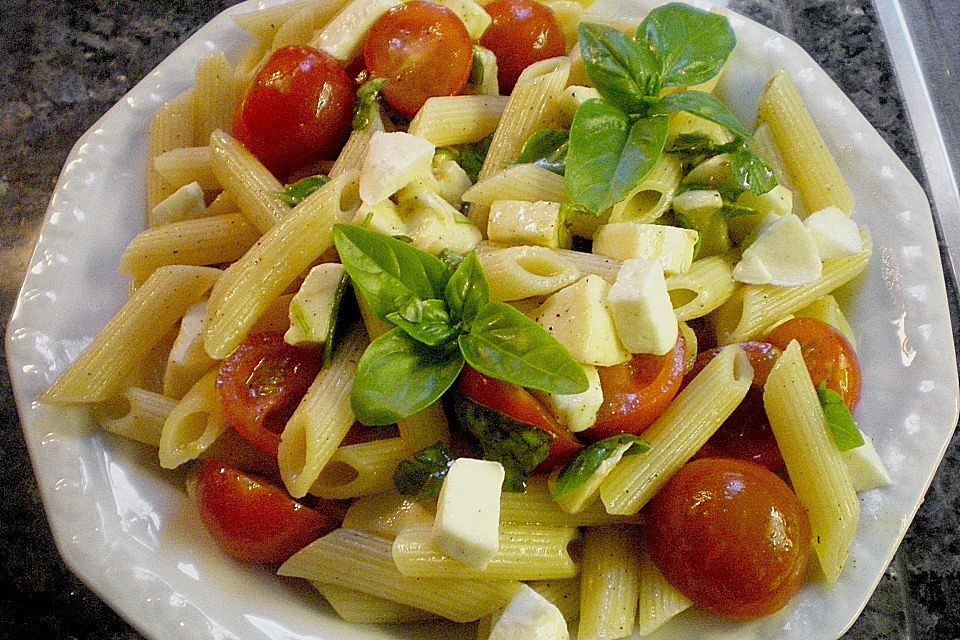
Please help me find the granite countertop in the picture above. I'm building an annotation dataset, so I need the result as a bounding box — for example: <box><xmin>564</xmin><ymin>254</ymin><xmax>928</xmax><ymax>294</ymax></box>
<box><xmin>1</xmin><ymin>0</ymin><xmax>958</xmax><ymax>638</ymax></box>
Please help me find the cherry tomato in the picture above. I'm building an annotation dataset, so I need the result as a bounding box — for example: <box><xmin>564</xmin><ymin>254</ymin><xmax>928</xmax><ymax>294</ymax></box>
<box><xmin>685</xmin><ymin>342</ymin><xmax>785</xmax><ymax>471</ymax></box>
<box><xmin>457</xmin><ymin>366</ymin><xmax>583</xmax><ymax>469</ymax></box>
<box><xmin>766</xmin><ymin>317</ymin><xmax>861</xmax><ymax>409</ymax></box>
<box><xmin>193</xmin><ymin>459</ymin><xmax>340</xmax><ymax>564</ymax></box>
<box><xmin>234</xmin><ymin>45</ymin><xmax>355</xmax><ymax>179</ymax></box>
<box><xmin>480</xmin><ymin>0</ymin><xmax>566</xmax><ymax>93</ymax></box>
<box><xmin>364</xmin><ymin>1</ymin><xmax>473</xmax><ymax>119</ymax></box>
<box><xmin>645</xmin><ymin>458</ymin><xmax>812</xmax><ymax>620</ymax></box>
<box><xmin>586</xmin><ymin>337</ymin><xmax>686</xmax><ymax>441</ymax></box>
<box><xmin>217</xmin><ymin>332</ymin><xmax>323</xmax><ymax>459</ymax></box>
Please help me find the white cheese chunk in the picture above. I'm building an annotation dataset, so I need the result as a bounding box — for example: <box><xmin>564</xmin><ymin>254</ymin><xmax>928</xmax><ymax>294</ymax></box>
<box><xmin>607</xmin><ymin>258</ymin><xmax>678</xmax><ymax>356</ymax></box>
<box><xmin>432</xmin><ymin>458</ymin><xmax>505</xmax><ymax>569</ymax></box>
<box><xmin>401</xmin><ymin>187</ymin><xmax>482</xmax><ymax>255</ymax></box>
<box><xmin>488</xmin><ymin>200</ymin><xmax>569</xmax><ymax>249</ymax></box>
<box><xmin>284</xmin><ymin>263</ymin><xmax>346</xmax><ymax>346</ymax></box>
<box><xmin>163</xmin><ymin>301</ymin><xmax>215</xmax><ymax>398</ymax></box>
<box><xmin>435</xmin><ymin>0</ymin><xmax>491</xmax><ymax>40</ymax></box>
<box><xmin>736</xmin><ymin>184</ymin><xmax>794</xmax><ymax>218</ymax></box>
<box><xmin>535</xmin><ymin>275</ymin><xmax>629</xmax><ymax>367</ymax></box>
<box><xmin>841</xmin><ymin>431</ymin><xmax>891</xmax><ymax>492</ymax></box>
<box><xmin>592</xmin><ymin>222</ymin><xmax>697</xmax><ymax>275</ymax></box>
<box><xmin>488</xmin><ymin>584</ymin><xmax>569</xmax><ymax>640</ymax></box>
<box><xmin>804</xmin><ymin>206</ymin><xmax>863</xmax><ymax>260</ymax></box>
<box><xmin>534</xmin><ymin>364</ymin><xmax>603</xmax><ymax>433</ymax></box>
<box><xmin>314</xmin><ymin>0</ymin><xmax>401</xmax><ymax>61</ymax></box>
<box><xmin>359</xmin><ymin>132</ymin><xmax>435</xmax><ymax>205</ymax></box>
<box><xmin>732</xmin><ymin>213</ymin><xmax>822</xmax><ymax>286</ymax></box>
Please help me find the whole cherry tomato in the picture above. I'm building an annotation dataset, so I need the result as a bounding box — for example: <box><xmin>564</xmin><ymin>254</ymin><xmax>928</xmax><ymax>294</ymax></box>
<box><xmin>217</xmin><ymin>332</ymin><xmax>323</xmax><ymax>459</ymax></box>
<box><xmin>457</xmin><ymin>366</ymin><xmax>583</xmax><ymax>469</ymax></box>
<box><xmin>585</xmin><ymin>337</ymin><xmax>686</xmax><ymax>441</ymax></box>
<box><xmin>480</xmin><ymin>0</ymin><xmax>567</xmax><ymax>93</ymax></box>
<box><xmin>233</xmin><ymin>45</ymin><xmax>355</xmax><ymax>179</ymax></box>
<box><xmin>364</xmin><ymin>1</ymin><xmax>473</xmax><ymax>119</ymax></box>
<box><xmin>685</xmin><ymin>342</ymin><xmax>785</xmax><ymax>471</ymax></box>
<box><xmin>766</xmin><ymin>317</ymin><xmax>861</xmax><ymax>409</ymax></box>
<box><xmin>645</xmin><ymin>458</ymin><xmax>812</xmax><ymax>620</ymax></box>
<box><xmin>193</xmin><ymin>459</ymin><xmax>341</xmax><ymax>564</ymax></box>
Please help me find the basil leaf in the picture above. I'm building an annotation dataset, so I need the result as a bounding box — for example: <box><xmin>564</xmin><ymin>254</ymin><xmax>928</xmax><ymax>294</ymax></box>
<box><xmin>352</xmin><ymin>328</ymin><xmax>465</xmax><ymax>425</ymax></box>
<box><xmin>438</xmin><ymin>248</ymin><xmax>465</xmax><ymax>271</ymax></box>
<box><xmin>393</xmin><ymin>442</ymin><xmax>455</xmax><ymax>500</ymax></box>
<box><xmin>445</xmin><ymin>252</ymin><xmax>490</xmax><ymax>326</ymax></box>
<box><xmin>323</xmin><ymin>273</ymin><xmax>359</xmax><ymax>367</ymax></box>
<box><xmin>277</xmin><ymin>176</ymin><xmax>330</xmax><ymax>207</ymax></box>
<box><xmin>459</xmin><ymin>135</ymin><xmax>493</xmax><ymax>183</ymax></box>
<box><xmin>650</xmin><ymin>91</ymin><xmax>752</xmax><ymax>140</ymax></box>
<box><xmin>730</xmin><ymin>147</ymin><xmax>778</xmax><ymax>195</ymax></box>
<box><xmin>566</xmin><ymin>100</ymin><xmax>668</xmax><ymax>214</ymax></box>
<box><xmin>470</xmin><ymin>49</ymin><xmax>485</xmax><ymax>86</ymax></box>
<box><xmin>333</xmin><ymin>224</ymin><xmax>451</xmax><ymax>319</ymax></box>
<box><xmin>452</xmin><ymin>394</ymin><xmax>553</xmax><ymax>492</ymax></box>
<box><xmin>353</xmin><ymin>77</ymin><xmax>388</xmax><ymax>131</ymax></box>
<box><xmin>637</xmin><ymin>2</ymin><xmax>736</xmax><ymax>88</ymax></box>
<box><xmin>517</xmin><ymin>129</ymin><xmax>569</xmax><ymax>176</ymax></box>
<box><xmin>666</xmin><ymin>133</ymin><xmax>741</xmax><ymax>156</ymax></box>
<box><xmin>459</xmin><ymin>302</ymin><xmax>588</xmax><ymax>395</ymax></box>
<box><xmin>552</xmin><ymin>434</ymin><xmax>649</xmax><ymax>501</ymax></box>
<box><xmin>719</xmin><ymin>200</ymin><xmax>757</xmax><ymax>219</ymax></box>
<box><xmin>578</xmin><ymin>22</ymin><xmax>662</xmax><ymax>113</ymax></box>
<box><xmin>386</xmin><ymin>298</ymin><xmax>459</xmax><ymax>347</ymax></box>
<box><xmin>817</xmin><ymin>382</ymin><xmax>865</xmax><ymax>452</ymax></box>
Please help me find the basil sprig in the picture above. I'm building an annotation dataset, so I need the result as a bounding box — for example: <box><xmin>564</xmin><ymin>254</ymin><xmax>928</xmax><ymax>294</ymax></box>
<box><xmin>567</xmin><ymin>3</ymin><xmax>775</xmax><ymax>214</ymax></box>
<box><xmin>334</xmin><ymin>225</ymin><xmax>589</xmax><ymax>425</ymax></box>
<box><xmin>817</xmin><ymin>382</ymin><xmax>865</xmax><ymax>452</ymax></box>
<box><xmin>393</xmin><ymin>441</ymin><xmax>455</xmax><ymax>500</ymax></box>
<box><xmin>277</xmin><ymin>175</ymin><xmax>330</xmax><ymax>207</ymax></box>
<box><xmin>517</xmin><ymin>129</ymin><xmax>569</xmax><ymax>176</ymax></box>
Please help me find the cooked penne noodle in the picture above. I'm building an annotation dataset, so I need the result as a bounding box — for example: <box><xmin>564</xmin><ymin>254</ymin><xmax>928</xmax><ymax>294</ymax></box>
<box><xmin>148</xmin><ymin>91</ymin><xmax>196</xmax><ymax>208</ymax></box>
<box><xmin>309</xmin><ymin>437</ymin><xmax>407</xmax><ymax>499</ymax></box>
<box><xmin>148</xmin><ymin>182</ymin><xmax>208</xmax><ymax>228</ymax></box>
<box><xmin>477</xmin><ymin>244</ymin><xmax>581</xmax><ymax>301</ymax></box>
<box><xmin>528</xmin><ymin>578</ymin><xmax>581</xmax><ymax>623</ymax></box>
<box><xmin>635</xmin><ymin>548</ymin><xmax>692</xmax><ymax>636</ymax></box>
<box><xmin>545</xmin><ymin>0</ymin><xmax>585</xmax><ymax>51</ymax></box>
<box><xmin>665</xmin><ymin>254</ymin><xmax>737</xmax><ymax>321</ymax></box>
<box><xmin>233</xmin><ymin>0</ymin><xmax>322</xmax><ymax>41</ymax></box>
<box><xmin>608</xmin><ymin>155</ymin><xmax>682</xmax><ymax>225</ymax></box>
<box><xmin>408</xmin><ymin>95</ymin><xmax>510</xmax><ymax>146</ymax></box>
<box><xmin>92</xmin><ymin>387</ymin><xmax>177</xmax><ymax>448</ymax></box>
<box><xmin>162</xmin><ymin>300</ymin><xmax>217</xmax><ymax>399</ymax></box>
<box><xmin>270</xmin><ymin>0</ymin><xmax>344</xmax><ymax>50</ymax></box>
<box><xmin>763</xmin><ymin>341</ymin><xmax>859</xmax><ymax>582</ymax></box>
<box><xmin>750</xmin><ymin>123</ymin><xmax>805</xmax><ymax>218</ymax></box>
<box><xmin>154</xmin><ymin>146</ymin><xmax>220</xmax><ymax>192</ymax></box>
<box><xmin>193</xmin><ymin>52</ymin><xmax>238</xmax><ymax>144</ymax></box>
<box><xmin>499</xmin><ymin>477</ymin><xmax>642</xmax><ymax>527</ymax></box>
<box><xmin>554</xmin><ymin>247</ymin><xmax>621</xmax><ymax>282</ymax></box>
<box><xmin>158</xmin><ymin>369</ymin><xmax>228</xmax><ymax>469</ymax></box>
<box><xmin>311</xmin><ymin>582</ymin><xmax>437</xmax><ymax>624</ymax></box>
<box><xmin>397</xmin><ymin>401</ymin><xmax>451</xmax><ymax>452</ymax></box>
<box><xmin>463</xmin><ymin>163</ymin><xmax>567</xmax><ymax>207</ymax></box>
<box><xmin>578</xmin><ymin>526</ymin><xmax>642</xmax><ymax>640</ymax></box>
<box><xmin>209</xmin><ymin>129</ymin><xmax>288</xmax><ymax>233</ymax></box>
<box><xmin>341</xmin><ymin>490</ymin><xmax>436</xmax><ymax>538</ymax></box>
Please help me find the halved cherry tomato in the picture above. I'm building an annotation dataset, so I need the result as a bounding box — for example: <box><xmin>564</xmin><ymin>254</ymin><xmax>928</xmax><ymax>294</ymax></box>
<box><xmin>217</xmin><ymin>332</ymin><xmax>323</xmax><ymax>459</ymax></box>
<box><xmin>364</xmin><ymin>1</ymin><xmax>473</xmax><ymax>119</ymax></box>
<box><xmin>685</xmin><ymin>342</ymin><xmax>784</xmax><ymax>471</ymax></box>
<box><xmin>193</xmin><ymin>459</ymin><xmax>341</xmax><ymax>564</ymax></box>
<box><xmin>645</xmin><ymin>458</ymin><xmax>811</xmax><ymax>620</ymax></box>
<box><xmin>457</xmin><ymin>366</ymin><xmax>583</xmax><ymax>469</ymax></box>
<box><xmin>480</xmin><ymin>0</ymin><xmax>566</xmax><ymax>93</ymax></box>
<box><xmin>234</xmin><ymin>45</ymin><xmax>355</xmax><ymax>179</ymax></box>
<box><xmin>766</xmin><ymin>317</ymin><xmax>861</xmax><ymax>409</ymax></box>
<box><xmin>586</xmin><ymin>337</ymin><xmax>686</xmax><ymax>441</ymax></box>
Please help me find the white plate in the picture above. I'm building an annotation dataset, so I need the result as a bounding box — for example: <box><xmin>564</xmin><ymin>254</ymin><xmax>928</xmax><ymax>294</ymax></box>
<box><xmin>7</xmin><ymin>0</ymin><xmax>959</xmax><ymax>638</ymax></box>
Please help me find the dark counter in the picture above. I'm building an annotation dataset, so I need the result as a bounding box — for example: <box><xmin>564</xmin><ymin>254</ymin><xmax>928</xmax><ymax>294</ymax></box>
<box><xmin>1</xmin><ymin>0</ymin><xmax>958</xmax><ymax>638</ymax></box>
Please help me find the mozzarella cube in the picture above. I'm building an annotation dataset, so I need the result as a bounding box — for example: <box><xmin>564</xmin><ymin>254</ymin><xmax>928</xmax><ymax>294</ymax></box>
<box><xmin>314</xmin><ymin>0</ymin><xmax>401</xmax><ymax>61</ymax></box>
<box><xmin>488</xmin><ymin>585</ymin><xmax>569</xmax><ymax>640</ymax></box>
<box><xmin>432</xmin><ymin>458</ymin><xmax>505</xmax><ymax>569</ymax></box>
<box><xmin>804</xmin><ymin>206</ymin><xmax>863</xmax><ymax>259</ymax></box>
<box><xmin>733</xmin><ymin>213</ymin><xmax>822</xmax><ymax>286</ymax></box>
<box><xmin>736</xmin><ymin>184</ymin><xmax>794</xmax><ymax>218</ymax></box>
<box><xmin>401</xmin><ymin>187</ymin><xmax>482</xmax><ymax>254</ymax></box>
<box><xmin>534</xmin><ymin>364</ymin><xmax>603</xmax><ymax>433</ymax></box>
<box><xmin>534</xmin><ymin>276</ymin><xmax>629</xmax><ymax>366</ymax></box>
<box><xmin>360</xmin><ymin>132</ymin><xmax>435</xmax><ymax>204</ymax></box>
<box><xmin>488</xmin><ymin>200</ymin><xmax>569</xmax><ymax>249</ymax></box>
<box><xmin>352</xmin><ymin>199</ymin><xmax>406</xmax><ymax>236</ymax></box>
<box><xmin>593</xmin><ymin>222</ymin><xmax>697</xmax><ymax>275</ymax></box>
<box><xmin>607</xmin><ymin>259</ymin><xmax>678</xmax><ymax>356</ymax></box>
<box><xmin>841</xmin><ymin>431</ymin><xmax>891</xmax><ymax>492</ymax></box>
<box><xmin>284</xmin><ymin>263</ymin><xmax>346</xmax><ymax>346</ymax></box>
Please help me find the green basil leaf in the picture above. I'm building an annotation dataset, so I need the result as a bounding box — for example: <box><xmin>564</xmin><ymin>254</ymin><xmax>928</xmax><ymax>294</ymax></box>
<box><xmin>323</xmin><ymin>273</ymin><xmax>360</xmax><ymax>367</ymax></box>
<box><xmin>393</xmin><ymin>441</ymin><xmax>455</xmax><ymax>500</ymax></box>
<box><xmin>566</xmin><ymin>100</ymin><xmax>668</xmax><ymax>214</ymax></box>
<box><xmin>517</xmin><ymin>129</ymin><xmax>569</xmax><ymax>176</ymax></box>
<box><xmin>445</xmin><ymin>252</ymin><xmax>490</xmax><ymax>326</ymax></box>
<box><xmin>719</xmin><ymin>200</ymin><xmax>757</xmax><ymax>219</ymax></box>
<box><xmin>578</xmin><ymin>22</ymin><xmax>662</xmax><ymax>113</ymax></box>
<box><xmin>730</xmin><ymin>147</ymin><xmax>778</xmax><ymax>195</ymax></box>
<box><xmin>470</xmin><ymin>49</ymin><xmax>485</xmax><ymax>86</ymax></box>
<box><xmin>650</xmin><ymin>91</ymin><xmax>752</xmax><ymax>140</ymax></box>
<box><xmin>817</xmin><ymin>382</ymin><xmax>865</xmax><ymax>452</ymax></box>
<box><xmin>277</xmin><ymin>175</ymin><xmax>330</xmax><ymax>207</ymax></box>
<box><xmin>459</xmin><ymin>134</ymin><xmax>493</xmax><ymax>183</ymax></box>
<box><xmin>637</xmin><ymin>2</ymin><xmax>736</xmax><ymax>88</ymax></box>
<box><xmin>386</xmin><ymin>298</ymin><xmax>458</xmax><ymax>347</ymax></box>
<box><xmin>438</xmin><ymin>248</ymin><xmax>466</xmax><ymax>271</ymax></box>
<box><xmin>352</xmin><ymin>328</ymin><xmax>465</xmax><ymax>425</ymax></box>
<box><xmin>452</xmin><ymin>394</ymin><xmax>553</xmax><ymax>492</ymax></box>
<box><xmin>666</xmin><ymin>133</ymin><xmax>741</xmax><ymax>156</ymax></box>
<box><xmin>333</xmin><ymin>224</ymin><xmax>451</xmax><ymax>319</ymax></box>
<box><xmin>552</xmin><ymin>434</ymin><xmax>649</xmax><ymax>501</ymax></box>
<box><xmin>353</xmin><ymin>77</ymin><xmax>388</xmax><ymax>131</ymax></box>
<box><xmin>459</xmin><ymin>302</ymin><xmax>588</xmax><ymax>395</ymax></box>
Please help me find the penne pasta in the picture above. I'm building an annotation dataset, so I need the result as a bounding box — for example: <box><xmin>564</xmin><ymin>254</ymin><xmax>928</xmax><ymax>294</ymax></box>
<box><xmin>408</xmin><ymin>95</ymin><xmax>510</xmax><ymax>146</ymax></box>
<box><xmin>92</xmin><ymin>387</ymin><xmax>177</xmax><ymax>448</ymax></box>
<box><xmin>158</xmin><ymin>369</ymin><xmax>228</xmax><ymax>469</ymax></box>
<box><xmin>463</xmin><ymin>163</ymin><xmax>567</xmax><ymax>207</ymax></box>
<box><xmin>148</xmin><ymin>91</ymin><xmax>196</xmax><ymax>208</ymax></box>
<box><xmin>665</xmin><ymin>254</ymin><xmax>737</xmax><ymax>321</ymax></box>
<box><xmin>499</xmin><ymin>477</ymin><xmax>642</xmax><ymax>527</ymax></box>
<box><xmin>635</xmin><ymin>548</ymin><xmax>692</xmax><ymax>636</ymax></box>
<box><xmin>341</xmin><ymin>490</ymin><xmax>436</xmax><ymax>539</ymax></box>
<box><xmin>309</xmin><ymin>437</ymin><xmax>408</xmax><ymax>499</ymax></box>
<box><xmin>193</xmin><ymin>52</ymin><xmax>238</xmax><ymax>144</ymax></box>
<box><xmin>477</xmin><ymin>245</ymin><xmax>581</xmax><ymax>302</ymax></box>
<box><xmin>578</xmin><ymin>525</ymin><xmax>641</xmax><ymax>640</ymax></box>
<box><xmin>154</xmin><ymin>146</ymin><xmax>220</xmax><ymax>192</ymax></box>
<box><xmin>209</xmin><ymin>129</ymin><xmax>288</xmax><ymax>233</ymax></box>
<box><xmin>311</xmin><ymin>582</ymin><xmax>437</xmax><ymax>624</ymax></box>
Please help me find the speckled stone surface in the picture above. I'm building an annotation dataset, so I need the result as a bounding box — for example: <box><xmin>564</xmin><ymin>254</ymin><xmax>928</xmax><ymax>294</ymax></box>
<box><xmin>1</xmin><ymin>1</ymin><xmax>958</xmax><ymax>639</ymax></box>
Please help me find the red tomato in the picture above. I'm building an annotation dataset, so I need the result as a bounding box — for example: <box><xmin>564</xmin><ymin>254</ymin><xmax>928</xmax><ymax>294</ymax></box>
<box><xmin>217</xmin><ymin>332</ymin><xmax>323</xmax><ymax>459</ymax></box>
<box><xmin>457</xmin><ymin>366</ymin><xmax>583</xmax><ymax>469</ymax></box>
<box><xmin>586</xmin><ymin>337</ymin><xmax>686</xmax><ymax>441</ymax></box>
<box><xmin>766</xmin><ymin>317</ymin><xmax>861</xmax><ymax>409</ymax></box>
<box><xmin>234</xmin><ymin>46</ymin><xmax>355</xmax><ymax>179</ymax></box>
<box><xmin>480</xmin><ymin>0</ymin><xmax>566</xmax><ymax>93</ymax></box>
<box><xmin>645</xmin><ymin>458</ymin><xmax>812</xmax><ymax>620</ymax></box>
<box><xmin>685</xmin><ymin>342</ymin><xmax>784</xmax><ymax>471</ymax></box>
<box><xmin>363</xmin><ymin>1</ymin><xmax>473</xmax><ymax>119</ymax></box>
<box><xmin>194</xmin><ymin>459</ymin><xmax>340</xmax><ymax>564</ymax></box>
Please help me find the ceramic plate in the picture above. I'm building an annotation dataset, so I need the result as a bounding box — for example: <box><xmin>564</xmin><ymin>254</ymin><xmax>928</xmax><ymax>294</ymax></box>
<box><xmin>7</xmin><ymin>0</ymin><xmax>959</xmax><ymax>638</ymax></box>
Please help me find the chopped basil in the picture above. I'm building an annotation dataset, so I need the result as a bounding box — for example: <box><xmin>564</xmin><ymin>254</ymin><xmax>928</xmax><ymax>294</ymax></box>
<box><xmin>393</xmin><ymin>442</ymin><xmax>455</xmax><ymax>500</ymax></box>
<box><xmin>817</xmin><ymin>382</ymin><xmax>865</xmax><ymax>452</ymax></box>
<box><xmin>277</xmin><ymin>175</ymin><xmax>330</xmax><ymax>207</ymax></box>
<box><xmin>552</xmin><ymin>434</ymin><xmax>649</xmax><ymax>501</ymax></box>
<box><xmin>353</xmin><ymin>77</ymin><xmax>388</xmax><ymax>131</ymax></box>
